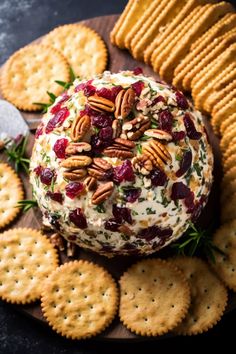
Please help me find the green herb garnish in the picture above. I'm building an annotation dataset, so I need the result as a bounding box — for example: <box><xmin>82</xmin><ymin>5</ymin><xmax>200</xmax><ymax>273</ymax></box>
<box><xmin>4</xmin><ymin>135</ymin><xmax>30</xmax><ymax>173</ymax></box>
<box><xmin>146</xmin><ymin>207</ymin><xmax>156</xmax><ymax>215</ymax></box>
<box><xmin>94</xmin><ymin>203</ymin><xmax>106</xmax><ymax>213</ymax></box>
<box><xmin>137</xmin><ymin>143</ymin><xmax>142</xmax><ymax>154</ymax></box>
<box><xmin>17</xmin><ymin>199</ymin><xmax>38</xmax><ymax>213</ymax></box>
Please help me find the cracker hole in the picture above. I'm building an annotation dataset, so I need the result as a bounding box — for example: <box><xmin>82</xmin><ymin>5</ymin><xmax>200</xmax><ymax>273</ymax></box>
<box><xmin>144</xmin><ymin>318</ymin><xmax>148</xmax><ymax>322</ymax></box>
<box><xmin>64</xmin><ymin>316</ymin><xmax>67</xmax><ymax>320</ymax></box>
<box><xmin>204</xmin><ymin>288</ymin><xmax>208</xmax><ymax>293</ymax></box>
<box><xmin>171</xmin><ymin>305</ymin><xmax>175</xmax><ymax>308</ymax></box>
<box><xmin>190</xmin><ymin>274</ymin><xmax>193</xmax><ymax>279</ymax></box>
<box><xmin>71</xmin><ymin>287</ymin><xmax>75</xmax><ymax>291</ymax></box>
<box><xmin>232</xmin><ymin>268</ymin><xmax>235</xmax><ymax>272</ymax></box>
<box><xmin>141</xmin><ymin>269</ymin><xmax>145</xmax><ymax>273</ymax></box>
<box><xmin>138</xmin><ymin>288</ymin><xmax>142</xmax><ymax>291</ymax></box>
<box><xmin>67</xmin><ymin>299</ymin><xmax>71</xmax><ymax>303</ymax></box>
<box><xmin>124</xmin><ymin>292</ymin><xmax>127</xmax><ymax>295</ymax></box>
<box><xmin>90</xmin><ymin>305</ymin><xmax>94</xmax><ymax>309</ymax></box>
<box><xmin>84</xmin><ymin>295</ymin><xmax>88</xmax><ymax>299</ymax></box>
<box><xmin>153</xmin><ymin>279</ymin><xmax>157</xmax><ymax>283</ymax></box>
<box><xmin>152</xmin><ymin>299</ymin><xmax>155</xmax><ymax>302</ymax></box>
<box><xmin>207</xmin><ymin>306</ymin><xmax>210</xmax><ymax>309</ymax></box>
<box><xmin>135</xmin><ymin>305</ymin><xmax>138</xmax><ymax>308</ymax></box>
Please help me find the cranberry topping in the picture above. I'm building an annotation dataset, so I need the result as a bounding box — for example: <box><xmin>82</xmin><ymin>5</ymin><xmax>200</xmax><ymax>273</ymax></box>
<box><xmin>34</xmin><ymin>165</ymin><xmax>43</xmax><ymax>176</ymax></box>
<box><xmin>69</xmin><ymin>208</ymin><xmax>87</xmax><ymax>229</ymax></box>
<box><xmin>104</xmin><ymin>218</ymin><xmax>120</xmax><ymax>232</ymax></box>
<box><xmin>40</xmin><ymin>168</ymin><xmax>55</xmax><ymax>185</ymax></box>
<box><xmin>123</xmin><ymin>187</ymin><xmax>141</xmax><ymax>203</ymax></box>
<box><xmin>35</xmin><ymin>123</ymin><xmax>44</xmax><ymax>139</ymax></box>
<box><xmin>151</xmin><ymin>95</ymin><xmax>166</xmax><ymax>106</ymax></box>
<box><xmin>131</xmin><ymin>81</ymin><xmax>144</xmax><ymax>96</ymax></box>
<box><xmin>171</xmin><ymin>182</ymin><xmax>191</xmax><ymax>200</ymax></box>
<box><xmin>184</xmin><ymin>191</ymin><xmax>195</xmax><ymax>213</ymax></box>
<box><xmin>137</xmin><ymin>225</ymin><xmax>173</xmax><ymax>242</ymax></box>
<box><xmin>175</xmin><ymin>91</ymin><xmax>189</xmax><ymax>110</ymax></box>
<box><xmin>112</xmin><ymin>204</ymin><xmax>132</xmax><ymax>224</ymax></box>
<box><xmin>133</xmin><ymin>67</ymin><xmax>143</xmax><ymax>75</ymax></box>
<box><xmin>45</xmin><ymin>107</ymin><xmax>70</xmax><ymax>134</ymax></box>
<box><xmin>65</xmin><ymin>182</ymin><xmax>84</xmax><ymax>199</ymax></box>
<box><xmin>53</xmin><ymin>138</ymin><xmax>68</xmax><ymax>159</ymax></box>
<box><xmin>96</xmin><ymin>86</ymin><xmax>123</xmax><ymax>102</ymax></box>
<box><xmin>158</xmin><ymin>110</ymin><xmax>173</xmax><ymax>133</ymax></box>
<box><xmin>172</xmin><ymin>131</ymin><xmax>186</xmax><ymax>141</ymax></box>
<box><xmin>183</xmin><ymin>114</ymin><xmax>202</xmax><ymax>140</ymax></box>
<box><xmin>113</xmin><ymin>160</ymin><xmax>135</xmax><ymax>183</ymax></box>
<box><xmin>91</xmin><ymin>113</ymin><xmax>113</xmax><ymax>128</ymax></box>
<box><xmin>46</xmin><ymin>191</ymin><xmax>63</xmax><ymax>204</ymax></box>
<box><xmin>150</xmin><ymin>168</ymin><xmax>167</xmax><ymax>187</ymax></box>
<box><xmin>99</xmin><ymin>126</ymin><xmax>113</xmax><ymax>141</ymax></box>
<box><xmin>75</xmin><ymin>80</ymin><xmax>95</xmax><ymax>96</ymax></box>
<box><xmin>176</xmin><ymin>150</ymin><xmax>192</xmax><ymax>177</ymax></box>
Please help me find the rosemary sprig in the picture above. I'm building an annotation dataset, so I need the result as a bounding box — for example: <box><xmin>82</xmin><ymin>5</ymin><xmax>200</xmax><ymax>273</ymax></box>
<box><xmin>4</xmin><ymin>134</ymin><xmax>30</xmax><ymax>173</ymax></box>
<box><xmin>17</xmin><ymin>199</ymin><xmax>38</xmax><ymax>212</ymax></box>
<box><xmin>171</xmin><ymin>222</ymin><xmax>225</xmax><ymax>263</ymax></box>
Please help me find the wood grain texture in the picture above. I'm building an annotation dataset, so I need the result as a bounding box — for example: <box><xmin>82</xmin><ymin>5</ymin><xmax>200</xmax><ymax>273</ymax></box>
<box><xmin>0</xmin><ymin>15</ymin><xmax>235</xmax><ymax>341</ymax></box>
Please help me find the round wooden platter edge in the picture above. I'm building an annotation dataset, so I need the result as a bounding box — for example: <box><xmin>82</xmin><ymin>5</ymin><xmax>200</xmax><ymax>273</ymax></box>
<box><xmin>1</xmin><ymin>14</ymin><xmax>236</xmax><ymax>341</ymax></box>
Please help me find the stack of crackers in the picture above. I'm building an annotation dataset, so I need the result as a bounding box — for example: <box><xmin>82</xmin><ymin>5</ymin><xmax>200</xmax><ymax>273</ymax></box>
<box><xmin>0</xmin><ymin>24</ymin><xmax>107</xmax><ymax>111</ymax></box>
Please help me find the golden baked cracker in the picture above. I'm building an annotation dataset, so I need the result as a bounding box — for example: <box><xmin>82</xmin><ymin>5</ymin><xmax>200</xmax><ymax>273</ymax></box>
<box><xmin>41</xmin><ymin>260</ymin><xmax>118</xmax><ymax>339</ymax></box>
<box><xmin>223</xmin><ymin>137</ymin><xmax>236</xmax><ymax>160</ymax></box>
<box><xmin>42</xmin><ymin>24</ymin><xmax>107</xmax><ymax>78</ymax></box>
<box><xmin>212</xmin><ymin>88</ymin><xmax>236</xmax><ymax>117</ymax></box>
<box><xmin>0</xmin><ymin>163</ymin><xmax>23</xmax><ymax>229</ymax></box>
<box><xmin>178</xmin><ymin>30</ymin><xmax>236</xmax><ymax>92</ymax></box>
<box><xmin>221</xmin><ymin>180</ymin><xmax>236</xmax><ymax>203</ymax></box>
<box><xmin>211</xmin><ymin>220</ymin><xmax>236</xmax><ymax>291</ymax></box>
<box><xmin>152</xmin><ymin>5</ymin><xmax>208</xmax><ymax>74</ymax></box>
<box><xmin>0</xmin><ymin>45</ymin><xmax>70</xmax><ymax>111</ymax></box>
<box><xmin>110</xmin><ymin>0</ymin><xmax>134</xmax><ymax>46</ymax></box>
<box><xmin>125</xmin><ymin>0</ymin><xmax>166</xmax><ymax>50</ymax></box>
<box><xmin>160</xmin><ymin>2</ymin><xmax>234</xmax><ymax>83</ymax></box>
<box><xmin>114</xmin><ymin>0</ymin><xmax>153</xmax><ymax>49</ymax></box>
<box><xmin>191</xmin><ymin>45</ymin><xmax>236</xmax><ymax>112</ymax></box>
<box><xmin>144</xmin><ymin>0</ymin><xmax>216</xmax><ymax>65</ymax></box>
<box><xmin>205</xmin><ymin>76</ymin><xmax>236</xmax><ymax>114</ymax></box>
<box><xmin>119</xmin><ymin>259</ymin><xmax>190</xmax><ymax>336</ymax></box>
<box><xmin>222</xmin><ymin>166</ymin><xmax>236</xmax><ymax>188</ymax></box>
<box><xmin>220</xmin><ymin>113</ymin><xmax>236</xmax><ymax>136</ymax></box>
<box><xmin>0</xmin><ymin>228</ymin><xmax>58</xmax><ymax>304</ymax></box>
<box><xmin>223</xmin><ymin>153</ymin><xmax>236</xmax><ymax>174</ymax></box>
<box><xmin>131</xmin><ymin>0</ymin><xmax>188</xmax><ymax>61</ymax></box>
<box><xmin>211</xmin><ymin>97</ymin><xmax>236</xmax><ymax>135</ymax></box>
<box><xmin>176</xmin><ymin>12</ymin><xmax>236</xmax><ymax>75</ymax></box>
<box><xmin>220</xmin><ymin>122</ymin><xmax>236</xmax><ymax>152</ymax></box>
<box><xmin>170</xmin><ymin>257</ymin><xmax>227</xmax><ymax>335</ymax></box>
<box><xmin>192</xmin><ymin>12</ymin><xmax>236</xmax><ymax>50</ymax></box>
<box><xmin>221</xmin><ymin>193</ymin><xmax>236</xmax><ymax>223</ymax></box>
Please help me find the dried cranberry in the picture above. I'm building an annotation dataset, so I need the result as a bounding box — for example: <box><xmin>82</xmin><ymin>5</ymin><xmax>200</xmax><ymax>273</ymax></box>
<box><xmin>131</xmin><ymin>81</ymin><xmax>144</xmax><ymax>96</ymax></box>
<box><xmin>123</xmin><ymin>187</ymin><xmax>141</xmax><ymax>203</ymax></box>
<box><xmin>158</xmin><ymin>110</ymin><xmax>173</xmax><ymax>133</ymax></box>
<box><xmin>40</xmin><ymin>168</ymin><xmax>55</xmax><ymax>185</ymax></box>
<box><xmin>151</xmin><ymin>95</ymin><xmax>166</xmax><ymax>106</ymax></box>
<box><xmin>137</xmin><ymin>225</ymin><xmax>173</xmax><ymax>242</ymax></box>
<box><xmin>183</xmin><ymin>114</ymin><xmax>202</xmax><ymax>140</ymax></box>
<box><xmin>90</xmin><ymin>135</ymin><xmax>104</xmax><ymax>153</ymax></box>
<box><xmin>50</xmin><ymin>103</ymin><xmax>62</xmax><ymax>115</ymax></box>
<box><xmin>122</xmin><ymin>243</ymin><xmax>141</xmax><ymax>255</ymax></box>
<box><xmin>91</xmin><ymin>113</ymin><xmax>113</xmax><ymax>128</ymax></box>
<box><xmin>113</xmin><ymin>160</ymin><xmax>135</xmax><ymax>183</ymax></box>
<box><xmin>150</xmin><ymin>168</ymin><xmax>167</xmax><ymax>187</ymax></box>
<box><xmin>34</xmin><ymin>165</ymin><xmax>43</xmax><ymax>176</ymax></box>
<box><xmin>172</xmin><ymin>131</ymin><xmax>186</xmax><ymax>141</ymax></box>
<box><xmin>69</xmin><ymin>208</ymin><xmax>87</xmax><ymax>229</ymax></box>
<box><xmin>175</xmin><ymin>91</ymin><xmax>189</xmax><ymax>110</ymax></box>
<box><xmin>80</xmin><ymin>104</ymin><xmax>95</xmax><ymax>117</ymax></box>
<box><xmin>75</xmin><ymin>80</ymin><xmax>95</xmax><ymax>96</ymax></box>
<box><xmin>46</xmin><ymin>191</ymin><xmax>63</xmax><ymax>204</ymax></box>
<box><xmin>191</xmin><ymin>195</ymin><xmax>207</xmax><ymax>222</ymax></box>
<box><xmin>99</xmin><ymin>126</ymin><xmax>113</xmax><ymax>141</ymax></box>
<box><xmin>65</xmin><ymin>182</ymin><xmax>84</xmax><ymax>199</ymax></box>
<box><xmin>184</xmin><ymin>191</ymin><xmax>195</xmax><ymax>213</ymax></box>
<box><xmin>35</xmin><ymin>123</ymin><xmax>44</xmax><ymax>139</ymax></box>
<box><xmin>112</xmin><ymin>205</ymin><xmax>132</xmax><ymax>224</ymax></box>
<box><xmin>133</xmin><ymin>67</ymin><xmax>143</xmax><ymax>75</ymax></box>
<box><xmin>68</xmin><ymin>235</ymin><xmax>77</xmax><ymax>241</ymax></box>
<box><xmin>176</xmin><ymin>150</ymin><xmax>192</xmax><ymax>177</ymax></box>
<box><xmin>53</xmin><ymin>138</ymin><xmax>68</xmax><ymax>159</ymax></box>
<box><xmin>171</xmin><ymin>182</ymin><xmax>191</xmax><ymax>200</ymax></box>
<box><xmin>110</xmin><ymin>85</ymin><xmax>123</xmax><ymax>101</ymax></box>
<box><xmin>45</xmin><ymin>107</ymin><xmax>70</xmax><ymax>134</ymax></box>
<box><xmin>104</xmin><ymin>218</ymin><xmax>120</xmax><ymax>232</ymax></box>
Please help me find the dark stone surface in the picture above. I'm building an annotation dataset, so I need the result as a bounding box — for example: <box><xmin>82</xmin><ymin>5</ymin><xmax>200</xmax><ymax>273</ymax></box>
<box><xmin>0</xmin><ymin>0</ymin><xmax>236</xmax><ymax>353</ymax></box>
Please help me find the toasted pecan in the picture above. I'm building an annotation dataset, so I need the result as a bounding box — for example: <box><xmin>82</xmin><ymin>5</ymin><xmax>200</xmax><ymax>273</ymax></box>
<box><xmin>70</xmin><ymin>115</ymin><xmax>91</xmax><ymax>142</ymax></box>
<box><xmin>88</xmin><ymin>95</ymin><xmax>115</xmax><ymax>113</ymax></box>
<box><xmin>92</xmin><ymin>181</ymin><xmax>114</xmax><ymax>205</ymax></box>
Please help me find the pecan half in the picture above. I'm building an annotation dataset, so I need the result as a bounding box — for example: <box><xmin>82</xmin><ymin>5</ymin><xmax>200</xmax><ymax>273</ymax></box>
<box><xmin>132</xmin><ymin>154</ymin><xmax>153</xmax><ymax>175</ymax></box>
<box><xmin>88</xmin><ymin>158</ymin><xmax>113</xmax><ymax>180</ymax></box>
<box><xmin>118</xmin><ymin>225</ymin><xmax>134</xmax><ymax>236</ymax></box>
<box><xmin>50</xmin><ymin>233</ymin><xmax>65</xmax><ymax>251</ymax></box>
<box><xmin>61</xmin><ymin>155</ymin><xmax>92</xmax><ymax>168</ymax></box>
<box><xmin>143</xmin><ymin>140</ymin><xmax>172</xmax><ymax>170</ymax></box>
<box><xmin>84</xmin><ymin>176</ymin><xmax>97</xmax><ymax>191</ymax></box>
<box><xmin>121</xmin><ymin>114</ymin><xmax>150</xmax><ymax>140</ymax></box>
<box><xmin>144</xmin><ymin>129</ymin><xmax>172</xmax><ymax>141</ymax></box>
<box><xmin>63</xmin><ymin>168</ymin><xmax>87</xmax><ymax>180</ymax></box>
<box><xmin>70</xmin><ymin>115</ymin><xmax>91</xmax><ymax>142</ymax></box>
<box><xmin>88</xmin><ymin>95</ymin><xmax>115</xmax><ymax>113</ymax></box>
<box><xmin>112</xmin><ymin>119</ymin><xmax>122</xmax><ymax>139</ymax></box>
<box><xmin>65</xmin><ymin>142</ymin><xmax>91</xmax><ymax>155</ymax></box>
<box><xmin>92</xmin><ymin>181</ymin><xmax>114</xmax><ymax>205</ymax></box>
<box><xmin>115</xmin><ymin>88</ymin><xmax>135</xmax><ymax>119</ymax></box>
<box><xmin>103</xmin><ymin>138</ymin><xmax>135</xmax><ymax>159</ymax></box>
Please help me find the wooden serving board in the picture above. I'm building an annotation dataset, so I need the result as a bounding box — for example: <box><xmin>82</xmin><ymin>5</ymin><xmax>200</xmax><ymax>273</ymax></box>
<box><xmin>1</xmin><ymin>15</ymin><xmax>236</xmax><ymax>341</ymax></box>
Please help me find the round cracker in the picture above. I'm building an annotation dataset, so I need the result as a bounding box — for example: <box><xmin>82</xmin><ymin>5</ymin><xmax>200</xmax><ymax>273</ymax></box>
<box><xmin>0</xmin><ymin>163</ymin><xmax>24</xmax><ymax>229</ymax></box>
<box><xmin>0</xmin><ymin>44</ymin><xmax>70</xmax><ymax>111</ymax></box>
<box><xmin>220</xmin><ymin>113</ymin><xmax>236</xmax><ymax>136</ymax></box>
<box><xmin>220</xmin><ymin>123</ymin><xmax>236</xmax><ymax>152</ymax></box>
<box><xmin>212</xmin><ymin>220</ymin><xmax>236</xmax><ymax>291</ymax></box>
<box><xmin>41</xmin><ymin>260</ymin><xmax>118</xmax><ymax>340</ymax></box>
<box><xmin>42</xmin><ymin>24</ymin><xmax>107</xmax><ymax>78</ymax></box>
<box><xmin>119</xmin><ymin>258</ymin><xmax>190</xmax><ymax>336</ymax></box>
<box><xmin>223</xmin><ymin>153</ymin><xmax>236</xmax><ymax>174</ymax></box>
<box><xmin>0</xmin><ymin>228</ymin><xmax>58</xmax><ymax>304</ymax></box>
<box><xmin>221</xmin><ymin>193</ymin><xmax>236</xmax><ymax>223</ymax></box>
<box><xmin>169</xmin><ymin>257</ymin><xmax>227</xmax><ymax>335</ymax></box>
